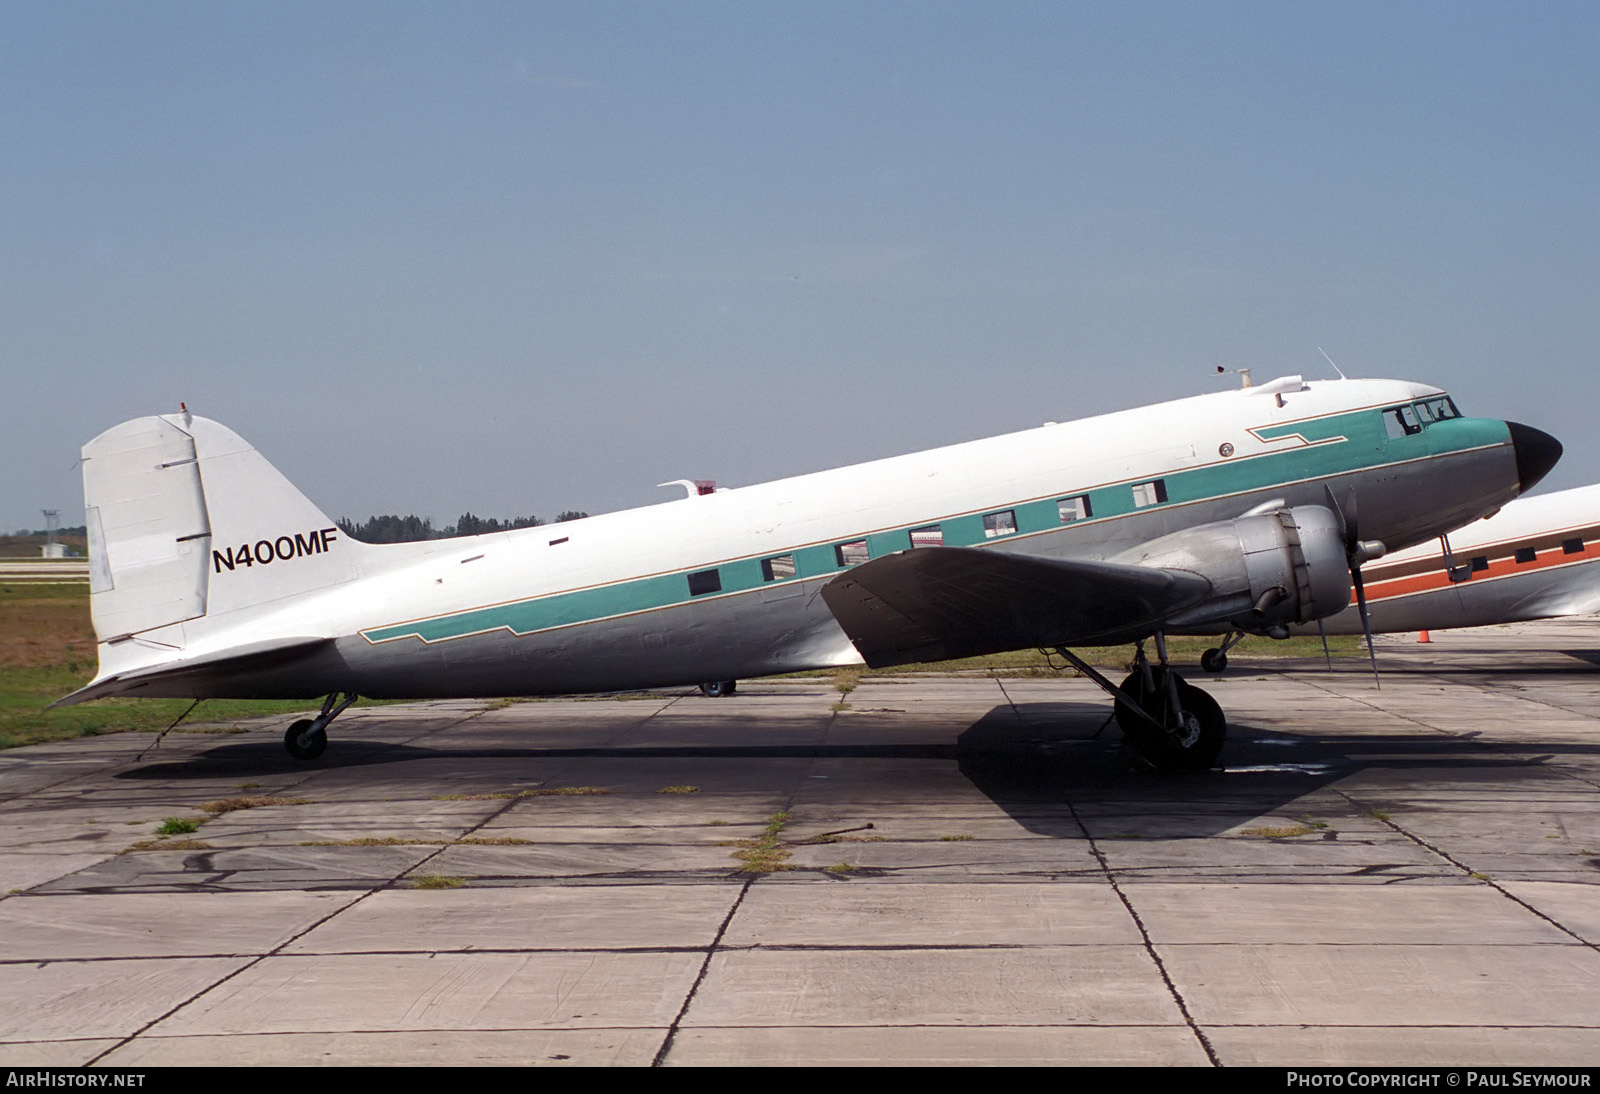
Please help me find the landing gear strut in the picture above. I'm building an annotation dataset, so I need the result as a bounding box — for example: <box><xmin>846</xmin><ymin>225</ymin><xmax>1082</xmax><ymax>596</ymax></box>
<box><xmin>283</xmin><ymin>692</ymin><xmax>357</xmax><ymax>760</ymax></box>
<box><xmin>1055</xmin><ymin>634</ymin><xmax>1226</xmax><ymax>772</ymax></box>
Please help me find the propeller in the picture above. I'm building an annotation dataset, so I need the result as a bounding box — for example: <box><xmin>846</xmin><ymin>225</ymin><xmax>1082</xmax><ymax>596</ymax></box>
<box><xmin>1323</xmin><ymin>485</ymin><xmax>1383</xmax><ymax>686</ymax></box>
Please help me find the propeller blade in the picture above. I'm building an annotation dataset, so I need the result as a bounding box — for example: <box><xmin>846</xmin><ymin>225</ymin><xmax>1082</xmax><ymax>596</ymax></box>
<box><xmin>1323</xmin><ymin>483</ymin><xmax>1358</xmax><ymax>554</ymax></box>
<box><xmin>1352</xmin><ymin>563</ymin><xmax>1380</xmax><ymax>688</ymax></box>
<box><xmin>1316</xmin><ymin>618</ymin><xmax>1333</xmax><ymax>671</ymax></box>
<box><xmin>1326</xmin><ymin>482</ymin><xmax>1379</xmax><ymax>686</ymax></box>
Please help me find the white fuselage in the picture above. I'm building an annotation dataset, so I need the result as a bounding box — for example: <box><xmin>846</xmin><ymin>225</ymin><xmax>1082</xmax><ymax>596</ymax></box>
<box><xmin>74</xmin><ymin>376</ymin><xmax>1532</xmax><ymax>701</ymax></box>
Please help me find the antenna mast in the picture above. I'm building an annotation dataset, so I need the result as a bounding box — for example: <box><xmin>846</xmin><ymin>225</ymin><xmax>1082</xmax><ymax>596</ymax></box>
<box><xmin>1317</xmin><ymin>347</ymin><xmax>1348</xmax><ymax>380</ymax></box>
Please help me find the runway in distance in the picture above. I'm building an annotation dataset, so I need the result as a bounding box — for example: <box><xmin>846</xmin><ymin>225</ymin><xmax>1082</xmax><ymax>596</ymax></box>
<box><xmin>57</xmin><ymin>376</ymin><xmax>1561</xmax><ymax>770</ymax></box>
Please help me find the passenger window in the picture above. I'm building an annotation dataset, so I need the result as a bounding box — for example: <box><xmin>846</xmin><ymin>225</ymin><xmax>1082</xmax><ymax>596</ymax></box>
<box><xmin>687</xmin><ymin>569</ymin><xmax>722</xmax><ymax>596</ymax></box>
<box><xmin>761</xmin><ymin>554</ymin><xmax>796</xmax><ymax>581</ymax></box>
<box><xmin>1057</xmin><ymin>495</ymin><xmax>1092</xmax><ymax>522</ymax></box>
<box><xmin>1470</xmin><ymin>556</ymin><xmax>1489</xmax><ymax>572</ymax></box>
<box><xmin>909</xmin><ymin>524</ymin><xmax>944</xmax><ymax>548</ymax></box>
<box><xmin>982</xmin><ymin>510</ymin><xmax>1017</xmax><ymax>538</ymax></box>
<box><xmin>1514</xmin><ymin>547</ymin><xmax>1537</xmax><ymax>564</ymax></box>
<box><xmin>1131</xmin><ymin>480</ymin><xmax>1167</xmax><ymax>508</ymax></box>
<box><xmin>834</xmin><ymin>540</ymin><xmax>869</xmax><ymax>567</ymax></box>
<box><xmin>1563</xmin><ymin>538</ymin><xmax>1584</xmax><ymax>555</ymax></box>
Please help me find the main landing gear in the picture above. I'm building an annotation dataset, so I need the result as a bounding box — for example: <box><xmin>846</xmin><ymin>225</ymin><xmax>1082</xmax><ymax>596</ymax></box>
<box><xmin>1054</xmin><ymin>634</ymin><xmax>1226</xmax><ymax>772</ymax></box>
<box><xmin>699</xmin><ymin>680</ymin><xmax>738</xmax><ymax>698</ymax></box>
<box><xmin>283</xmin><ymin>691</ymin><xmax>358</xmax><ymax>760</ymax></box>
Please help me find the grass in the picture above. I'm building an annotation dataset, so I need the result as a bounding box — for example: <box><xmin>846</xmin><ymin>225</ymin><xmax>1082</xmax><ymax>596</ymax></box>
<box><xmin>126</xmin><ymin>838</ymin><xmax>212</xmax><ymax>852</ymax></box>
<box><xmin>300</xmin><ymin>837</ymin><xmax>437</xmax><ymax>847</ymax></box>
<box><xmin>828</xmin><ymin>668</ymin><xmax>860</xmax><ymax>712</ymax></box>
<box><xmin>0</xmin><ymin>584</ymin><xmax>323</xmax><ymax>749</ymax></box>
<box><xmin>131</xmin><ymin>816</ymin><xmax>209</xmax><ymax>852</ymax></box>
<box><xmin>1241</xmin><ymin>821</ymin><xmax>1329</xmax><ymax>838</ymax></box>
<box><xmin>200</xmin><ymin>796</ymin><xmax>307</xmax><ymax>814</ymax></box>
<box><xmin>409</xmin><ymin>874</ymin><xmax>467</xmax><ymax>889</ymax></box>
<box><xmin>299</xmin><ymin>835</ymin><xmax>536</xmax><ymax>847</ymax></box>
<box><xmin>435</xmin><ymin>786</ymin><xmax>614</xmax><ymax>802</ymax></box>
<box><xmin>728</xmin><ymin>810</ymin><xmax>796</xmax><ymax>873</ymax></box>
<box><xmin>657</xmin><ymin>785</ymin><xmax>701</xmax><ymax>794</ymax></box>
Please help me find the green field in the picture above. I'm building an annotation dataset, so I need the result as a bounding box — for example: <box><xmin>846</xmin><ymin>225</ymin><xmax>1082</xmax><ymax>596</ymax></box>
<box><xmin>0</xmin><ymin>583</ymin><xmax>1364</xmax><ymax>750</ymax></box>
<box><xmin>0</xmin><ymin>583</ymin><xmax>314</xmax><ymax>749</ymax></box>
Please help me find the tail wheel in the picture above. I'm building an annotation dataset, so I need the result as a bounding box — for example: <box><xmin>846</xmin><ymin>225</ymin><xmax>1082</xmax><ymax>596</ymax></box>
<box><xmin>699</xmin><ymin>680</ymin><xmax>737</xmax><ymax>698</ymax></box>
<box><xmin>284</xmin><ymin>719</ymin><xmax>327</xmax><ymax>761</ymax></box>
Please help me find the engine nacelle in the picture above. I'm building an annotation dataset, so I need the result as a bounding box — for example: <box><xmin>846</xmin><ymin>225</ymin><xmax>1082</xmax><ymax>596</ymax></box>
<box><xmin>1111</xmin><ymin>504</ymin><xmax>1351</xmax><ymax>634</ymax></box>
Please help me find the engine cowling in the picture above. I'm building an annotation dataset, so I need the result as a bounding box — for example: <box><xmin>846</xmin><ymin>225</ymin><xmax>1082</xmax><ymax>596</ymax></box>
<box><xmin>1111</xmin><ymin>504</ymin><xmax>1351</xmax><ymax>635</ymax></box>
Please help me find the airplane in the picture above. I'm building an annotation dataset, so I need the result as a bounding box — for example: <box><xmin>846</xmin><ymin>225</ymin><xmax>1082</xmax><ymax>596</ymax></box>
<box><xmin>1323</xmin><ymin>483</ymin><xmax>1600</xmax><ymax>633</ymax></box>
<box><xmin>1191</xmin><ymin>483</ymin><xmax>1600</xmax><ymax>671</ymax></box>
<box><xmin>55</xmin><ymin>376</ymin><xmax>1561</xmax><ymax>771</ymax></box>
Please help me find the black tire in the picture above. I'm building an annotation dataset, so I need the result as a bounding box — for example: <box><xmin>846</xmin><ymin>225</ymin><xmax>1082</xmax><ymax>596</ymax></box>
<box><xmin>284</xmin><ymin>719</ymin><xmax>327</xmax><ymax>761</ymax></box>
<box><xmin>699</xmin><ymin>680</ymin><xmax>737</xmax><ymax>698</ymax></box>
<box><xmin>1114</xmin><ymin>670</ymin><xmax>1226</xmax><ymax>772</ymax></box>
<box><xmin>1200</xmin><ymin>647</ymin><xmax>1228</xmax><ymax>674</ymax></box>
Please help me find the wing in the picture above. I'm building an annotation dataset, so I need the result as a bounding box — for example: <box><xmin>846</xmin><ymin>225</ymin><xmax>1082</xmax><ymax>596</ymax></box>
<box><xmin>819</xmin><ymin>546</ymin><xmax>1212</xmax><ymax>667</ymax></box>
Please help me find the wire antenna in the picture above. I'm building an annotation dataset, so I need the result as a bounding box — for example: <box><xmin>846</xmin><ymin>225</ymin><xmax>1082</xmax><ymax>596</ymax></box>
<box><xmin>1317</xmin><ymin>347</ymin><xmax>1348</xmax><ymax>380</ymax></box>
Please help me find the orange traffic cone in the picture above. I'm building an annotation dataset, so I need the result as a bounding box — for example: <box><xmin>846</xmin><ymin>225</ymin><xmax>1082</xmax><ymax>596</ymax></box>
<box><xmin>1418</xmin><ymin>630</ymin><xmax>1431</xmax><ymax>643</ymax></box>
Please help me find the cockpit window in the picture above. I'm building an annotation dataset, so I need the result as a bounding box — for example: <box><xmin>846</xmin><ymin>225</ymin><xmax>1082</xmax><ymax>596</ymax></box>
<box><xmin>1384</xmin><ymin>405</ymin><xmax>1423</xmax><ymax>438</ymax></box>
<box><xmin>1384</xmin><ymin>396</ymin><xmax>1460</xmax><ymax>438</ymax></box>
<box><xmin>1419</xmin><ymin>396</ymin><xmax>1460</xmax><ymax>421</ymax></box>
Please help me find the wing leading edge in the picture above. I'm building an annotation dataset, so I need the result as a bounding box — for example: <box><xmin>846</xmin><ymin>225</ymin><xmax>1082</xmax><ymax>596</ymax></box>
<box><xmin>819</xmin><ymin>547</ymin><xmax>1213</xmax><ymax>668</ymax></box>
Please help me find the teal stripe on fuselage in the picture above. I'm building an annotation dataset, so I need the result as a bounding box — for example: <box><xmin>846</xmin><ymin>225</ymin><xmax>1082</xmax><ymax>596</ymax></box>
<box><xmin>360</xmin><ymin>411</ymin><xmax>1508</xmax><ymax>646</ymax></box>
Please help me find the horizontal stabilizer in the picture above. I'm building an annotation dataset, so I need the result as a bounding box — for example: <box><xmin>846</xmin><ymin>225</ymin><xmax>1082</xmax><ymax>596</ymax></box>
<box><xmin>819</xmin><ymin>547</ymin><xmax>1212</xmax><ymax>667</ymax></box>
<box><xmin>52</xmin><ymin>637</ymin><xmax>334</xmax><ymax>706</ymax></box>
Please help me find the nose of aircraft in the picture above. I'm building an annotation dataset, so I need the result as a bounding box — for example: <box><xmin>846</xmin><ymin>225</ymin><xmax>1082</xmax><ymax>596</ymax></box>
<box><xmin>1507</xmin><ymin>421</ymin><xmax>1562</xmax><ymax>494</ymax></box>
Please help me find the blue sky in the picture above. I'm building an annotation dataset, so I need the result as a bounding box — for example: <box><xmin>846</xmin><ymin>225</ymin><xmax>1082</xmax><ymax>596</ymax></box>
<box><xmin>4</xmin><ymin>1</ymin><xmax>1597</xmax><ymax>532</ymax></box>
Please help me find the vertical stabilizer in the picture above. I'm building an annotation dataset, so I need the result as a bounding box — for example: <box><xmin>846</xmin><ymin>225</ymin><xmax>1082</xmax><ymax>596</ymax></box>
<box><xmin>80</xmin><ymin>412</ymin><xmax>369</xmax><ymax>644</ymax></box>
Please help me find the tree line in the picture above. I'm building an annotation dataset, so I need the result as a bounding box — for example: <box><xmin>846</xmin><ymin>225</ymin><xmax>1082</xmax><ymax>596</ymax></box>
<box><xmin>12</xmin><ymin>526</ymin><xmax>88</xmax><ymax>537</ymax></box>
<box><xmin>336</xmin><ymin>511</ymin><xmax>589</xmax><ymax>544</ymax></box>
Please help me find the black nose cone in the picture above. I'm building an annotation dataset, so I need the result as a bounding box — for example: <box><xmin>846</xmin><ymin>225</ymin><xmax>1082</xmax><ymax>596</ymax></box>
<box><xmin>1507</xmin><ymin>421</ymin><xmax>1562</xmax><ymax>494</ymax></box>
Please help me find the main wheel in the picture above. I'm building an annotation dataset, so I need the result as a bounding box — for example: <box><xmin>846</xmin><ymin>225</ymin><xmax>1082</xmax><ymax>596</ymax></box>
<box><xmin>284</xmin><ymin>719</ymin><xmax>327</xmax><ymax>761</ymax></box>
<box><xmin>1114</xmin><ymin>670</ymin><xmax>1225</xmax><ymax>772</ymax></box>
<box><xmin>699</xmin><ymin>680</ymin><xmax>737</xmax><ymax>698</ymax></box>
<box><xmin>1113</xmin><ymin>668</ymin><xmax>1161</xmax><ymax>739</ymax></box>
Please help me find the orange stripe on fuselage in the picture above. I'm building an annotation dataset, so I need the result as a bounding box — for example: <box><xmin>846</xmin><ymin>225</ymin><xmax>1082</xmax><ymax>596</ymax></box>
<box><xmin>1355</xmin><ymin>538</ymin><xmax>1600</xmax><ymax>605</ymax></box>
